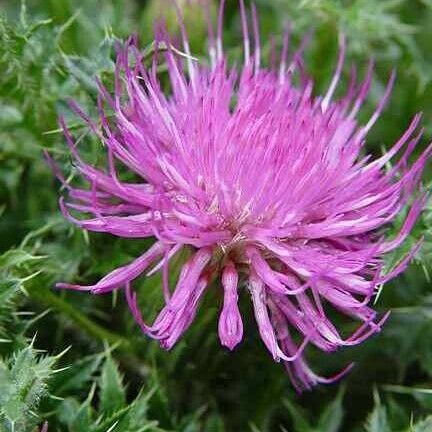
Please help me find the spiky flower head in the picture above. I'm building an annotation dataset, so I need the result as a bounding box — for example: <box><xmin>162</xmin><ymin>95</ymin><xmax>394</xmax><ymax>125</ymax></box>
<box><xmin>50</xmin><ymin>1</ymin><xmax>431</xmax><ymax>391</ymax></box>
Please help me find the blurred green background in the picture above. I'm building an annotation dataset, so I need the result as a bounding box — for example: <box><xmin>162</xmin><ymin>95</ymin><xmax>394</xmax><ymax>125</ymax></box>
<box><xmin>1</xmin><ymin>0</ymin><xmax>432</xmax><ymax>431</ymax></box>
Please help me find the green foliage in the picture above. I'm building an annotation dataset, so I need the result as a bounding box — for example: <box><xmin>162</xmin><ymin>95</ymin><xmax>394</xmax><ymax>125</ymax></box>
<box><xmin>365</xmin><ymin>392</ymin><xmax>392</xmax><ymax>432</ymax></box>
<box><xmin>363</xmin><ymin>390</ymin><xmax>432</xmax><ymax>432</ymax></box>
<box><xmin>0</xmin><ymin>342</ymin><xmax>59</xmax><ymax>432</ymax></box>
<box><xmin>283</xmin><ymin>387</ymin><xmax>345</xmax><ymax>432</ymax></box>
<box><xmin>55</xmin><ymin>352</ymin><xmax>164</xmax><ymax>432</ymax></box>
<box><xmin>0</xmin><ymin>0</ymin><xmax>432</xmax><ymax>431</ymax></box>
<box><xmin>259</xmin><ymin>0</ymin><xmax>416</xmax><ymax>53</ymax></box>
<box><xmin>99</xmin><ymin>352</ymin><xmax>126</xmax><ymax>415</ymax></box>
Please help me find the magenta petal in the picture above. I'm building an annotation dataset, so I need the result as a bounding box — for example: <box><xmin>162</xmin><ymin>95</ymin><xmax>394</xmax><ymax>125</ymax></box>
<box><xmin>218</xmin><ymin>261</ymin><xmax>243</xmax><ymax>350</ymax></box>
<box><xmin>56</xmin><ymin>242</ymin><xmax>164</xmax><ymax>294</ymax></box>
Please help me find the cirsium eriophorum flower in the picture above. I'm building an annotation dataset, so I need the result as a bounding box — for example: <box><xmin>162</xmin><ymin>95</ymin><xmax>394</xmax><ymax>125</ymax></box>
<box><xmin>50</xmin><ymin>1</ymin><xmax>431</xmax><ymax>391</ymax></box>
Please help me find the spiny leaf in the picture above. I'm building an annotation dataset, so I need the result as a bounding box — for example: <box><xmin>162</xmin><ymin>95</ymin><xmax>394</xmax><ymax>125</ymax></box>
<box><xmin>410</xmin><ymin>416</ymin><xmax>432</xmax><ymax>432</ymax></box>
<box><xmin>99</xmin><ymin>351</ymin><xmax>126</xmax><ymax>414</ymax></box>
<box><xmin>0</xmin><ymin>343</ymin><xmax>60</xmax><ymax>431</ymax></box>
<box><xmin>283</xmin><ymin>399</ymin><xmax>312</xmax><ymax>432</ymax></box>
<box><xmin>51</xmin><ymin>352</ymin><xmax>104</xmax><ymax>395</ymax></box>
<box><xmin>316</xmin><ymin>387</ymin><xmax>345</xmax><ymax>432</ymax></box>
<box><xmin>69</xmin><ymin>385</ymin><xmax>95</xmax><ymax>432</ymax></box>
<box><xmin>364</xmin><ymin>391</ymin><xmax>391</xmax><ymax>432</ymax></box>
<box><xmin>0</xmin><ymin>249</ymin><xmax>43</xmax><ymax>270</ymax></box>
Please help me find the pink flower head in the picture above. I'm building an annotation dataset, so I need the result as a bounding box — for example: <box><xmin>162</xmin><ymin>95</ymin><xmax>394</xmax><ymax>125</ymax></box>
<box><xmin>50</xmin><ymin>1</ymin><xmax>431</xmax><ymax>391</ymax></box>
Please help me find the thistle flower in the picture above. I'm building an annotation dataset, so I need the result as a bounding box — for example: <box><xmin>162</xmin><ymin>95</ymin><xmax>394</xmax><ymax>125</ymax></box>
<box><xmin>50</xmin><ymin>1</ymin><xmax>431</xmax><ymax>391</ymax></box>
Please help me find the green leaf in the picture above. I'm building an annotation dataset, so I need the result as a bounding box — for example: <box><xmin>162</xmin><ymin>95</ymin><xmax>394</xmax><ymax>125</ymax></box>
<box><xmin>0</xmin><ymin>104</ymin><xmax>23</xmax><ymax>126</ymax></box>
<box><xmin>283</xmin><ymin>399</ymin><xmax>313</xmax><ymax>432</ymax></box>
<box><xmin>0</xmin><ymin>280</ymin><xmax>21</xmax><ymax>334</ymax></box>
<box><xmin>410</xmin><ymin>416</ymin><xmax>432</xmax><ymax>432</ymax></box>
<box><xmin>52</xmin><ymin>352</ymin><xmax>104</xmax><ymax>396</ymax></box>
<box><xmin>0</xmin><ymin>249</ymin><xmax>42</xmax><ymax>270</ymax></box>
<box><xmin>94</xmin><ymin>404</ymin><xmax>133</xmax><ymax>432</ymax></box>
<box><xmin>57</xmin><ymin>397</ymin><xmax>82</xmax><ymax>428</ymax></box>
<box><xmin>203</xmin><ymin>413</ymin><xmax>225</xmax><ymax>432</ymax></box>
<box><xmin>99</xmin><ymin>353</ymin><xmax>126</xmax><ymax>414</ymax></box>
<box><xmin>70</xmin><ymin>391</ymin><xmax>94</xmax><ymax>432</ymax></box>
<box><xmin>316</xmin><ymin>387</ymin><xmax>345</xmax><ymax>432</ymax></box>
<box><xmin>365</xmin><ymin>391</ymin><xmax>391</xmax><ymax>432</ymax></box>
<box><xmin>0</xmin><ymin>343</ymin><xmax>59</xmax><ymax>431</ymax></box>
